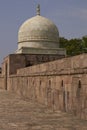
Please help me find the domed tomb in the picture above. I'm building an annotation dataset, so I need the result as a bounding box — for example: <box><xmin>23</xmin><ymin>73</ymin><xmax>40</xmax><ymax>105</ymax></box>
<box><xmin>16</xmin><ymin>5</ymin><xmax>66</xmax><ymax>55</ymax></box>
<box><xmin>18</xmin><ymin>15</ymin><xmax>59</xmax><ymax>49</ymax></box>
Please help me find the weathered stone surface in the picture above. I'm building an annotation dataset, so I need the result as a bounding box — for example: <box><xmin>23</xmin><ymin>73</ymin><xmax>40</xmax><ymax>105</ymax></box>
<box><xmin>0</xmin><ymin>89</ymin><xmax>87</xmax><ymax>130</ymax></box>
<box><xmin>8</xmin><ymin>74</ymin><xmax>87</xmax><ymax>119</ymax></box>
<box><xmin>18</xmin><ymin>15</ymin><xmax>59</xmax><ymax>49</ymax></box>
<box><xmin>0</xmin><ymin>53</ymin><xmax>87</xmax><ymax>119</ymax></box>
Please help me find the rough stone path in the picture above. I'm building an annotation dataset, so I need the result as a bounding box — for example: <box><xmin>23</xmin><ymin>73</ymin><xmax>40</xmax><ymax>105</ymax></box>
<box><xmin>0</xmin><ymin>89</ymin><xmax>87</xmax><ymax>130</ymax></box>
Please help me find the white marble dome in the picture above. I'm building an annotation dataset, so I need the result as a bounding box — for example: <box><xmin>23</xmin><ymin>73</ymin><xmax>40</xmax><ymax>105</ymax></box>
<box><xmin>18</xmin><ymin>15</ymin><xmax>59</xmax><ymax>49</ymax></box>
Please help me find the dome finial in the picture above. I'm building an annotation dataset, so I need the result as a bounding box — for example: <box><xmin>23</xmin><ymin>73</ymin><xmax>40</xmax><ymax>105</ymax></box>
<box><xmin>36</xmin><ymin>4</ymin><xmax>40</xmax><ymax>15</ymax></box>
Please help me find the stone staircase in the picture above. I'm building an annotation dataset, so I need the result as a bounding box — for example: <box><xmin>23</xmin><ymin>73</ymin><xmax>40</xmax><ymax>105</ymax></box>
<box><xmin>0</xmin><ymin>89</ymin><xmax>87</xmax><ymax>130</ymax></box>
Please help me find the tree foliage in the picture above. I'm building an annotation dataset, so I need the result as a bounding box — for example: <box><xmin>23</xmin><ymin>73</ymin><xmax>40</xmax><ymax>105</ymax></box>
<box><xmin>59</xmin><ymin>36</ymin><xmax>87</xmax><ymax>56</ymax></box>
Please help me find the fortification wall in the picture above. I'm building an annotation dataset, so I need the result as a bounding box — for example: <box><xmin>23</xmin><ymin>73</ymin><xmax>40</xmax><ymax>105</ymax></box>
<box><xmin>9</xmin><ymin>73</ymin><xmax>87</xmax><ymax>119</ymax></box>
<box><xmin>17</xmin><ymin>53</ymin><xmax>87</xmax><ymax>75</ymax></box>
<box><xmin>8</xmin><ymin>54</ymin><xmax>87</xmax><ymax>119</ymax></box>
<box><xmin>0</xmin><ymin>75</ymin><xmax>4</xmax><ymax>89</ymax></box>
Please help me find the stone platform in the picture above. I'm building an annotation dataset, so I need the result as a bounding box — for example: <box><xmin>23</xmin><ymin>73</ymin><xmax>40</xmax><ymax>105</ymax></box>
<box><xmin>0</xmin><ymin>89</ymin><xmax>87</xmax><ymax>130</ymax></box>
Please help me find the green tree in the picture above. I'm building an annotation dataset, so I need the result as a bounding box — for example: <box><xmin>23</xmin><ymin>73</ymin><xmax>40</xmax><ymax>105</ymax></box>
<box><xmin>59</xmin><ymin>37</ymin><xmax>69</xmax><ymax>48</ymax></box>
<box><xmin>59</xmin><ymin>37</ymin><xmax>84</xmax><ymax>56</ymax></box>
<box><xmin>82</xmin><ymin>36</ymin><xmax>87</xmax><ymax>52</ymax></box>
<box><xmin>67</xmin><ymin>39</ymin><xmax>83</xmax><ymax>56</ymax></box>
<box><xmin>82</xmin><ymin>36</ymin><xmax>87</xmax><ymax>47</ymax></box>
<box><xmin>59</xmin><ymin>36</ymin><xmax>87</xmax><ymax>56</ymax></box>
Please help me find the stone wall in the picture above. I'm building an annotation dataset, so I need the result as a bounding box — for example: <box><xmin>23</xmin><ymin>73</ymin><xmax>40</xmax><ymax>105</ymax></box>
<box><xmin>9</xmin><ymin>73</ymin><xmax>87</xmax><ymax>119</ymax></box>
<box><xmin>2</xmin><ymin>54</ymin><xmax>65</xmax><ymax>75</ymax></box>
<box><xmin>8</xmin><ymin>53</ymin><xmax>87</xmax><ymax>119</ymax></box>
<box><xmin>0</xmin><ymin>75</ymin><xmax>4</xmax><ymax>89</ymax></box>
<box><xmin>17</xmin><ymin>53</ymin><xmax>87</xmax><ymax>75</ymax></box>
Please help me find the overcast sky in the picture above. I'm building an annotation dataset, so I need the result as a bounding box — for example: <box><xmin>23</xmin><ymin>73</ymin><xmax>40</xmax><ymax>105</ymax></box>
<box><xmin>0</xmin><ymin>0</ymin><xmax>87</xmax><ymax>66</ymax></box>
